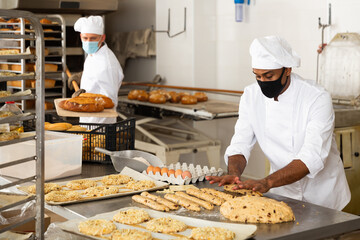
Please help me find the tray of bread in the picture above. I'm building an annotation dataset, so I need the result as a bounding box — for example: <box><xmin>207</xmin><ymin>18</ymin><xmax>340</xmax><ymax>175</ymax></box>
<box><xmin>18</xmin><ymin>167</ymin><xmax>169</xmax><ymax>206</ymax></box>
<box><xmin>142</xmin><ymin>162</ymin><xmax>224</xmax><ymax>185</ymax></box>
<box><xmin>58</xmin><ymin>206</ymin><xmax>257</xmax><ymax>240</ymax></box>
<box><xmin>54</xmin><ymin>93</ymin><xmax>118</xmax><ymax>118</ymax></box>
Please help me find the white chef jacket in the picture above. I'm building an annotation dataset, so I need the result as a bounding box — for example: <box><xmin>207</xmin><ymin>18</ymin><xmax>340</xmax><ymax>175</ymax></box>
<box><xmin>225</xmin><ymin>73</ymin><xmax>351</xmax><ymax>210</ymax></box>
<box><xmin>80</xmin><ymin>43</ymin><xmax>124</xmax><ymax>124</ymax></box>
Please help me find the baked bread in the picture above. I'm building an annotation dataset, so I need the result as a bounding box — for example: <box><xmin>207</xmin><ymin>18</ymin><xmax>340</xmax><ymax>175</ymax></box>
<box><xmin>137</xmin><ymin>91</ymin><xmax>149</xmax><ymax>101</ymax></box>
<box><xmin>0</xmin><ymin>91</ymin><xmax>11</xmax><ymax>98</ymax></box>
<box><xmin>7</xmin><ymin>18</ymin><xmax>20</xmax><ymax>23</ymax></box>
<box><xmin>194</xmin><ymin>92</ymin><xmax>208</xmax><ymax>102</ymax></box>
<box><xmin>113</xmin><ymin>208</ymin><xmax>151</xmax><ymax>224</ymax></box>
<box><xmin>169</xmin><ymin>91</ymin><xmax>181</xmax><ymax>103</ymax></box>
<box><xmin>78</xmin><ymin>93</ymin><xmax>114</xmax><ymax>109</ymax></box>
<box><xmin>59</xmin><ymin>97</ymin><xmax>105</xmax><ymax>112</ymax></box>
<box><xmin>66</xmin><ymin>125</ymin><xmax>87</xmax><ymax>132</ymax></box>
<box><xmin>128</xmin><ymin>90</ymin><xmax>146</xmax><ymax>100</ymax></box>
<box><xmin>111</xmin><ymin>229</ymin><xmax>152</xmax><ymax>240</ymax></box>
<box><xmin>220</xmin><ymin>196</ymin><xmax>295</xmax><ymax>223</ymax></box>
<box><xmin>45</xmin><ymin>122</ymin><xmax>72</xmax><ymax>131</ymax></box>
<box><xmin>0</xmin><ymin>132</ymin><xmax>20</xmax><ymax>142</ymax></box>
<box><xmin>149</xmin><ymin>93</ymin><xmax>166</xmax><ymax>104</ymax></box>
<box><xmin>146</xmin><ymin>217</ymin><xmax>187</xmax><ymax>233</ymax></box>
<box><xmin>40</xmin><ymin>18</ymin><xmax>52</xmax><ymax>24</ymax></box>
<box><xmin>181</xmin><ymin>95</ymin><xmax>198</xmax><ymax>105</ymax></box>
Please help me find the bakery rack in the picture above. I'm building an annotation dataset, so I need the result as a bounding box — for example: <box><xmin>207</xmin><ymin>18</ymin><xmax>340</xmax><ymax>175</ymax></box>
<box><xmin>0</xmin><ymin>10</ymin><xmax>45</xmax><ymax>239</ymax></box>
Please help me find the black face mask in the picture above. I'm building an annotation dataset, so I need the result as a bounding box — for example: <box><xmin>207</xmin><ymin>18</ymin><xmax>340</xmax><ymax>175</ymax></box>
<box><xmin>257</xmin><ymin>68</ymin><xmax>288</xmax><ymax>99</ymax></box>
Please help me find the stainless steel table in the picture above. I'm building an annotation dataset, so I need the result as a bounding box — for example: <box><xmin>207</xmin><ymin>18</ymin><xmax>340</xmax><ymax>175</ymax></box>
<box><xmin>47</xmin><ymin>163</ymin><xmax>360</xmax><ymax>240</ymax></box>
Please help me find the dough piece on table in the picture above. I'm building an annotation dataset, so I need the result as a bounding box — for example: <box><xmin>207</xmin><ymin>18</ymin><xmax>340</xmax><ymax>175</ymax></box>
<box><xmin>113</xmin><ymin>208</ymin><xmax>151</xmax><ymax>224</ymax></box>
<box><xmin>111</xmin><ymin>229</ymin><xmax>153</xmax><ymax>240</ymax></box>
<box><xmin>175</xmin><ymin>191</ymin><xmax>213</xmax><ymax>210</ymax></box>
<box><xmin>27</xmin><ymin>183</ymin><xmax>62</xmax><ymax>194</ymax></box>
<box><xmin>190</xmin><ymin>227</ymin><xmax>235</xmax><ymax>240</ymax></box>
<box><xmin>164</xmin><ymin>194</ymin><xmax>201</xmax><ymax>212</ymax></box>
<box><xmin>146</xmin><ymin>217</ymin><xmax>187</xmax><ymax>234</ymax></box>
<box><xmin>78</xmin><ymin>219</ymin><xmax>117</xmax><ymax>237</ymax></box>
<box><xmin>186</xmin><ymin>188</ymin><xmax>224</xmax><ymax>206</ymax></box>
<box><xmin>45</xmin><ymin>190</ymin><xmax>82</xmax><ymax>202</ymax></box>
<box><xmin>201</xmin><ymin>188</ymin><xmax>234</xmax><ymax>201</ymax></box>
<box><xmin>220</xmin><ymin>196</ymin><xmax>295</xmax><ymax>223</ymax></box>
<box><xmin>126</xmin><ymin>180</ymin><xmax>155</xmax><ymax>190</ymax></box>
<box><xmin>66</xmin><ymin>179</ymin><xmax>97</xmax><ymax>190</ymax></box>
<box><xmin>132</xmin><ymin>195</ymin><xmax>170</xmax><ymax>212</ymax></box>
<box><xmin>101</xmin><ymin>174</ymin><xmax>133</xmax><ymax>185</ymax></box>
<box><xmin>84</xmin><ymin>186</ymin><xmax>119</xmax><ymax>197</ymax></box>
<box><xmin>224</xmin><ymin>184</ymin><xmax>263</xmax><ymax>197</ymax></box>
<box><xmin>141</xmin><ymin>192</ymin><xmax>179</xmax><ymax>210</ymax></box>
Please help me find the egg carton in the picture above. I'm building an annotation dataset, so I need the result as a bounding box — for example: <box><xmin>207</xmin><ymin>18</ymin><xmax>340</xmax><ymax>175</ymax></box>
<box><xmin>142</xmin><ymin>162</ymin><xmax>224</xmax><ymax>185</ymax></box>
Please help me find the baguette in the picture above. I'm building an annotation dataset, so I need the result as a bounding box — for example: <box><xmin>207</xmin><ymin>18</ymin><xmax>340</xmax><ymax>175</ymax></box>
<box><xmin>132</xmin><ymin>195</ymin><xmax>170</xmax><ymax>212</ymax></box>
<box><xmin>141</xmin><ymin>192</ymin><xmax>179</xmax><ymax>210</ymax></box>
<box><xmin>175</xmin><ymin>191</ymin><xmax>214</xmax><ymax>210</ymax></box>
<box><xmin>78</xmin><ymin>93</ymin><xmax>114</xmax><ymax>109</ymax></box>
<box><xmin>164</xmin><ymin>193</ymin><xmax>201</xmax><ymax>212</ymax></box>
<box><xmin>186</xmin><ymin>188</ymin><xmax>224</xmax><ymax>206</ymax></box>
<box><xmin>45</xmin><ymin>122</ymin><xmax>72</xmax><ymax>131</ymax></box>
<box><xmin>59</xmin><ymin>97</ymin><xmax>104</xmax><ymax>112</ymax></box>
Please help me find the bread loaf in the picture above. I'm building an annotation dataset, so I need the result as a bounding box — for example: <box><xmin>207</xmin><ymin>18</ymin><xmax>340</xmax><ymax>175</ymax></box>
<box><xmin>194</xmin><ymin>92</ymin><xmax>208</xmax><ymax>102</ymax></box>
<box><xmin>79</xmin><ymin>93</ymin><xmax>114</xmax><ymax>109</ymax></box>
<box><xmin>59</xmin><ymin>97</ymin><xmax>105</xmax><ymax>112</ymax></box>
<box><xmin>40</xmin><ymin>18</ymin><xmax>52</xmax><ymax>24</ymax></box>
<box><xmin>45</xmin><ymin>122</ymin><xmax>72</xmax><ymax>131</ymax></box>
<box><xmin>149</xmin><ymin>93</ymin><xmax>166</xmax><ymax>104</ymax></box>
<box><xmin>181</xmin><ymin>95</ymin><xmax>198</xmax><ymax>105</ymax></box>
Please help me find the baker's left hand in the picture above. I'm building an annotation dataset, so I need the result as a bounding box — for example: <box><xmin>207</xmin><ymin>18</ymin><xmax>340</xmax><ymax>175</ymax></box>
<box><xmin>234</xmin><ymin>178</ymin><xmax>270</xmax><ymax>193</ymax></box>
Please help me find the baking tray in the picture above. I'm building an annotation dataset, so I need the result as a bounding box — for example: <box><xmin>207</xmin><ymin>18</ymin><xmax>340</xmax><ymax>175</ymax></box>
<box><xmin>54</xmin><ymin>98</ymin><xmax>118</xmax><ymax>118</ymax></box>
<box><xmin>58</xmin><ymin>206</ymin><xmax>257</xmax><ymax>240</ymax></box>
<box><xmin>18</xmin><ymin>167</ymin><xmax>169</xmax><ymax>206</ymax></box>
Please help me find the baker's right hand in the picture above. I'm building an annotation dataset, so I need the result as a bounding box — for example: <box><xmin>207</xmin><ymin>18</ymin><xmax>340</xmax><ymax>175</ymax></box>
<box><xmin>67</xmin><ymin>71</ymin><xmax>83</xmax><ymax>90</ymax></box>
<box><xmin>205</xmin><ymin>175</ymin><xmax>240</xmax><ymax>187</ymax></box>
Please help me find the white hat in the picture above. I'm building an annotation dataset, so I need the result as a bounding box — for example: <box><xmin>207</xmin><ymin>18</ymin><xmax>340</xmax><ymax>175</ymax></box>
<box><xmin>74</xmin><ymin>16</ymin><xmax>104</xmax><ymax>35</ymax></box>
<box><xmin>249</xmin><ymin>36</ymin><xmax>301</xmax><ymax>69</ymax></box>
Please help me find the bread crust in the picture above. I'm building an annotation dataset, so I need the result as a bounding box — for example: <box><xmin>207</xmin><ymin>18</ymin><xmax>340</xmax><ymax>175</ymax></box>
<box><xmin>79</xmin><ymin>93</ymin><xmax>114</xmax><ymax>109</ymax></box>
<box><xmin>59</xmin><ymin>97</ymin><xmax>104</xmax><ymax>112</ymax></box>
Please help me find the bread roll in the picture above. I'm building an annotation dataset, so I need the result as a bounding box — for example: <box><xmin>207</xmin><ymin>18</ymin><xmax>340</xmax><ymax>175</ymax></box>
<box><xmin>137</xmin><ymin>91</ymin><xmax>149</xmax><ymax>101</ymax></box>
<box><xmin>40</xmin><ymin>18</ymin><xmax>52</xmax><ymax>24</ymax></box>
<box><xmin>149</xmin><ymin>93</ymin><xmax>166</xmax><ymax>104</ymax></box>
<box><xmin>169</xmin><ymin>91</ymin><xmax>181</xmax><ymax>103</ymax></box>
<box><xmin>128</xmin><ymin>89</ymin><xmax>146</xmax><ymax>100</ymax></box>
<box><xmin>79</xmin><ymin>93</ymin><xmax>114</xmax><ymax>109</ymax></box>
<box><xmin>59</xmin><ymin>97</ymin><xmax>104</xmax><ymax>112</ymax></box>
<box><xmin>194</xmin><ymin>92</ymin><xmax>208</xmax><ymax>102</ymax></box>
<box><xmin>181</xmin><ymin>95</ymin><xmax>197</xmax><ymax>105</ymax></box>
<box><xmin>150</xmin><ymin>89</ymin><xmax>171</xmax><ymax>101</ymax></box>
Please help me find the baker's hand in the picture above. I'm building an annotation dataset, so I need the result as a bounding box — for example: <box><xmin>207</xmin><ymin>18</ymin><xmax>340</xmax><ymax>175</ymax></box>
<box><xmin>71</xmin><ymin>89</ymin><xmax>86</xmax><ymax>98</ymax></box>
<box><xmin>234</xmin><ymin>178</ymin><xmax>270</xmax><ymax>193</ymax></box>
<box><xmin>67</xmin><ymin>71</ymin><xmax>83</xmax><ymax>90</ymax></box>
<box><xmin>206</xmin><ymin>175</ymin><xmax>240</xmax><ymax>187</ymax></box>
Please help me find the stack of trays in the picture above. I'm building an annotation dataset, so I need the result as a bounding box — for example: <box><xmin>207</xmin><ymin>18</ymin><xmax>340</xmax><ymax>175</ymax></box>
<box><xmin>142</xmin><ymin>162</ymin><xmax>224</xmax><ymax>185</ymax></box>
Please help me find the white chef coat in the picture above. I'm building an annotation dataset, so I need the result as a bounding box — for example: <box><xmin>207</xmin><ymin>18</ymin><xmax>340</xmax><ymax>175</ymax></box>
<box><xmin>80</xmin><ymin>43</ymin><xmax>124</xmax><ymax>124</ymax></box>
<box><xmin>225</xmin><ymin>73</ymin><xmax>351</xmax><ymax>210</ymax></box>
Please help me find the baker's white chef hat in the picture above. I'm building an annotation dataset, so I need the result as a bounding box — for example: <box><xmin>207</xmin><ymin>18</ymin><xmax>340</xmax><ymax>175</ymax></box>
<box><xmin>249</xmin><ymin>36</ymin><xmax>300</xmax><ymax>69</ymax></box>
<box><xmin>74</xmin><ymin>16</ymin><xmax>104</xmax><ymax>35</ymax></box>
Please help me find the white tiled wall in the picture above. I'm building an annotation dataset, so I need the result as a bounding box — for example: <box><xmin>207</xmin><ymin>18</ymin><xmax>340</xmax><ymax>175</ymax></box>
<box><xmin>156</xmin><ymin>0</ymin><xmax>358</xmax><ymax>178</ymax></box>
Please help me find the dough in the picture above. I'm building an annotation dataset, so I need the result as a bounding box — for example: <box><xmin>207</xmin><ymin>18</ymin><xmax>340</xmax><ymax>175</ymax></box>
<box><xmin>113</xmin><ymin>208</ymin><xmax>151</xmax><ymax>224</ymax></box>
<box><xmin>27</xmin><ymin>183</ymin><xmax>62</xmax><ymax>194</ymax></box>
<box><xmin>126</xmin><ymin>180</ymin><xmax>155</xmax><ymax>190</ymax></box>
<box><xmin>181</xmin><ymin>95</ymin><xmax>197</xmax><ymax>105</ymax></box>
<box><xmin>66</xmin><ymin>179</ymin><xmax>97</xmax><ymax>190</ymax></box>
<box><xmin>175</xmin><ymin>191</ymin><xmax>214</xmax><ymax>210</ymax></box>
<box><xmin>101</xmin><ymin>174</ymin><xmax>133</xmax><ymax>185</ymax></box>
<box><xmin>223</xmin><ymin>184</ymin><xmax>263</xmax><ymax>197</ymax></box>
<box><xmin>220</xmin><ymin>196</ymin><xmax>295</xmax><ymax>223</ymax></box>
<box><xmin>146</xmin><ymin>217</ymin><xmax>187</xmax><ymax>233</ymax></box>
<box><xmin>111</xmin><ymin>229</ymin><xmax>153</xmax><ymax>240</ymax></box>
<box><xmin>164</xmin><ymin>194</ymin><xmax>201</xmax><ymax>212</ymax></box>
<box><xmin>79</xmin><ymin>93</ymin><xmax>114</xmax><ymax>109</ymax></box>
<box><xmin>186</xmin><ymin>188</ymin><xmax>224</xmax><ymax>206</ymax></box>
<box><xmin>78</xmin><ymin>219</ymin><xmax>117</xmax><ymax>237</ymax></box>
<box><xmin>45</xmin><ymin>190</ymin><xmax>82</xmax><ymax>202</ymax></box>
<box><xmin>84</xmin><ymin>186</ymin><xmax>119</xmax><ymax>197</ymax></box>
<box><xmin>141</xmin><ymin>192</ymin><xmax>179</xmax><ymax>210</ymax></box>
<box><xmin>190</xmin><ymin>227</ymin><xmax>235</xmax><ymax>240</ymax></box>
<box><xmin>201</xmin><ymin>188</ymin><xmax>234</xmax><ymax>201</ymax></box>
<box><xmin>132</xmin><ymin>195</ymin><xmax>170</xmax><ymax>212</ymax></box>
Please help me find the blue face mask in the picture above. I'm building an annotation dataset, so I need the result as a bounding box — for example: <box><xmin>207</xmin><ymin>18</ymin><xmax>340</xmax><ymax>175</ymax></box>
<box><xmin>82</xmin><ymin>41</ymin><xmax>100</xmax><ymax>54</ymax></box>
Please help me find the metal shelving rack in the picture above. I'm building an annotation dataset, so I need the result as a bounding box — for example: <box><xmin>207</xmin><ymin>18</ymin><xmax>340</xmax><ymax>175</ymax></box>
<box><xmin>0</xmin><ymin>10</ymin><xmax>45</xmax><ymax>239</ymax></box>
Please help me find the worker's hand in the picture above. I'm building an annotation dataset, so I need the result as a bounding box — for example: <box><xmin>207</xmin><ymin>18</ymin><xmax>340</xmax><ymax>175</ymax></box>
<box><xmin>206</xmin><ymin>175</ymin><xmax>240</xmax><ymax>187</ymax></box>
<box><xmin>71</xmin><ymin>89</ymin><xmax>86</xmax><ymax>98</ymax></box>
<box><xmin>317</xmin><ymin>43</ymin><xmax>327</xmax><ymax>54</ymax></box>
<box><xmin>67</xmin><ymin>71</ymin><xmax>83</xmax><ymax>90</ymax></box>
<box><xmin>234</xmin><ymin>178</ymin><xmax>270</xmax><ymax>193</ymax></box>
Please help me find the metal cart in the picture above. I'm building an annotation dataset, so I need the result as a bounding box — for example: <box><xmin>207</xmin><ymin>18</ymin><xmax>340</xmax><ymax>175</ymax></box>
<box><xmin>0</xmin><ymin>10</ymin><xmax>45</xmax><ymax>239</ymax></box>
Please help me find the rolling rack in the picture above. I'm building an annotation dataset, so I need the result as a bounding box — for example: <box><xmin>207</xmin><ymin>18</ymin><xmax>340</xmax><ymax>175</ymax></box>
<box><xmin>0</xmin><ymin>10</ymin><xmax>45</xmax><ymax>239</ymax></box>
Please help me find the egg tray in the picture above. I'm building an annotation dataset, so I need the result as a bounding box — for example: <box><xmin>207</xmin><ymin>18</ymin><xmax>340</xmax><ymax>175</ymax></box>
<box><xmin>142</xmin><ymin>162</ymin><xmax>224</xmax><ymax>185</ymax></box>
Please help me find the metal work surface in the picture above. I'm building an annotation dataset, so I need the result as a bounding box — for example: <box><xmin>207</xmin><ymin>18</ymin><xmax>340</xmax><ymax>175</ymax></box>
<box><xmin>48</xmin><ymin>163</ymin><xmax>360</xmax><ymax>240</ymax></box>
<box><xmin>118</xmin><ymin>96</ymin><xmax>239</xmax><ymax>120</ymax></box>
